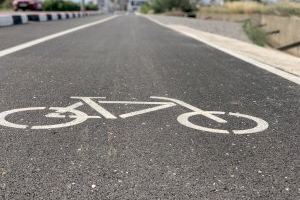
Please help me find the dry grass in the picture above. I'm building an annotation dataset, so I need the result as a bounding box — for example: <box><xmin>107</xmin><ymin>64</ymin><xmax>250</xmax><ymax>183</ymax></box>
<box><xmin>223</xmin><ymin>2</ymin><xmax>264</xmax><ymax>14</ymax></box>
<box><xmin>199</xmin><ymin>2</ymin><xmax>300</xmax><ymax>16</ymax></box>
<box><xmin>164</xmin><ymin>10</ymin><xmax>185</xmax><ymax>16</ymax></box>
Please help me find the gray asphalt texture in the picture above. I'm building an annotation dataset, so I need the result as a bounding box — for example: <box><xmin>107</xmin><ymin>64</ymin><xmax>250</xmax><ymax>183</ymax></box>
<box><xmin>0</xmin><ymin>15</ymin><xmax>299</xmax><ymax>199</ymax></box>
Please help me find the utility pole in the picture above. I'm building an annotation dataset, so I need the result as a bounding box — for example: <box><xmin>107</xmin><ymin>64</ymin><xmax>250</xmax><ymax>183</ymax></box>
<box><xmin>103</xmin><ymin>0</ymin><xmax>110</xmax><ymax>13</ymax></box>
<box><xmin>97</xmin><ymin>0</ymin><xmax>102</xmax><ymax>11</ymax></box>
<box><xmin>80</xmin><ymin>0</ymin><xmax>85</xmax><ymax>11</ymax></box>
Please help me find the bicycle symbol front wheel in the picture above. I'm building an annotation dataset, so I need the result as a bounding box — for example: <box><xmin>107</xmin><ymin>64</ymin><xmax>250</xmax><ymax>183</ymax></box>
<box><xmin>177</xmin><ymin>111</ymin><xmax>269</xmax><ymax>134</ymax></box>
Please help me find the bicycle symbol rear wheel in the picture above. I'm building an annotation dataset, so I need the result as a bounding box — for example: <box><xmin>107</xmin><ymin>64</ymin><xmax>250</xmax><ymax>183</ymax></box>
<box><xmin>0</xmin><ymin>107</ymin><xmax>90</xmax><ymax>129</ymax></box>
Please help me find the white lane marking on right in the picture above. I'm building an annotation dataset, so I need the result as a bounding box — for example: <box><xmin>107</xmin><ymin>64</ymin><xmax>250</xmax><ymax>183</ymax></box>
<box><xmin>144</xmin><ymin>16</ymin><xmax>300</xmax><ymax>85</ymax></box>
<box><xmin>0</xmin><ymin>15</ymin><xmax>118</xmax><ymax>58</ymax></box>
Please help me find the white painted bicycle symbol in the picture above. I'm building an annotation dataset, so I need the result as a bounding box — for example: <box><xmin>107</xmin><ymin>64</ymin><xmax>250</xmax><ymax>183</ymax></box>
<box><xmin>0</xmin><ymin>96</ymin><xmax>269</xmax><ymax>134</ymax></box>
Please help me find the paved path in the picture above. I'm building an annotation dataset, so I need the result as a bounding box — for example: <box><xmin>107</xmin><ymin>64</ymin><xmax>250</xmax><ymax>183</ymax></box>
<box><xmin>0</xmin><ymin>15</ymin><xmax>299</xmax><ymax>199</ymax></box>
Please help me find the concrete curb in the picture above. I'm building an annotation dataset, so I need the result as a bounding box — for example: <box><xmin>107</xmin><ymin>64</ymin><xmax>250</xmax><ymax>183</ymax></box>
<box><xmin>0</xmin><ymin>14</ymin><xmax>28</xmax><ymax>26</ymax></box>
<box><xmin>0</xmin><ymin>11</ymin><xmax>101</xmax><ymax>27</ymax></box>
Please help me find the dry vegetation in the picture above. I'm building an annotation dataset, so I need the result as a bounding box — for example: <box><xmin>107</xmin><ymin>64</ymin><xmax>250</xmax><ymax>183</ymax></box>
<box><xmin>199</xmin><ymin>2</ymin><xmax>300</xmax><ymax>17</ymax></box>
<box><xmin>0</xmin><ymin>0</ymin><xmax>12</xmax><ymax>10</ymax></box>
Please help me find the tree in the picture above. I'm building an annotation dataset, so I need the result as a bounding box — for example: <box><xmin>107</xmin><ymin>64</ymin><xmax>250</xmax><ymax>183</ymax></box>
<box><xmin>150</xmin><ymin>0</ymin><xmax>196</xmax><ymax>13</ymax></box>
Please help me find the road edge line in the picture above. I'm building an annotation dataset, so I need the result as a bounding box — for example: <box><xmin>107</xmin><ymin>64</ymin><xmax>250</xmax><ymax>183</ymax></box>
<box><xmin>143</xmin><ymin>15</ymin><xmax>300</xmax><ymax>85</ymax></box>
<box><xmin>0</xmin><ymin>15</ymin><xmax>118</xmax><ymax>58</ymax></box>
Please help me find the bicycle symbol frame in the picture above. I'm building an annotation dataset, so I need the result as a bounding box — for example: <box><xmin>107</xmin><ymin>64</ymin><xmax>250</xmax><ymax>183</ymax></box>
<box><xmin>0</xmin><ymin>96</ymin><xmax>269</xmax><ymax>134</ymax></box>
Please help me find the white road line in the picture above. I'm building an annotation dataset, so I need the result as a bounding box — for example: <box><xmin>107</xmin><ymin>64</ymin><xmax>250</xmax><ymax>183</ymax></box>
<box><xmin>144</xmin><ymin>16</ymin><xmax>300</xmax><ymax>85</ymax></box>
<box><xmin>0</xmin><ymin>15</ymin><xmax>118</xmax><ymax>58</ymax></box>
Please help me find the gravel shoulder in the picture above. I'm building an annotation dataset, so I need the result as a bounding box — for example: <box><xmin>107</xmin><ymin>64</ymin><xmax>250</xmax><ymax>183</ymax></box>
<box><xmin>149</xmin><ymin>15</ymin><xmax>251</xmax><ymax>43</ymax></box>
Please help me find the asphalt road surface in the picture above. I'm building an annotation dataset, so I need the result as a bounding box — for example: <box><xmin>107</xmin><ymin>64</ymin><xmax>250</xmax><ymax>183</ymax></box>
<box><xmin>0</xmin><ymin>14</ymin><xmax>299</xmax><ymax>199</ymax></box>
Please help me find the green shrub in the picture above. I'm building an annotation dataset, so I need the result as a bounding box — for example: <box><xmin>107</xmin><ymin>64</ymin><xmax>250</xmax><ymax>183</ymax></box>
<box><xmin>43</xmin><ymin>0</ymin><xmax>80</xmax><ymax>11</ymax></box>
<box><xmin>243</xmin><ymin>19</ymin><xmax>267</xmax><ymax>46</ymax></box>
<box><xmin>85</xmin><ymin>3</ymin><xmax>98</xmax><ymax>11</ymax></box>
<box><xmin>151</xmin><ymin>0</ymin><xmax>165</xmax><ymax>13</ymax></box>
<box><xmin>140</xmin><ymin>2</ymin><xmax>151</xmax><ymax>14</ymax></box>
<box><xmin>150</xmin><ymin>0</ymin><xmax>196</xmax><ymax>14</ymax></box>
<box><xmin>179</xmin><ymin>0</ymin><xmax>196</xmax><ymax>12</ymax></box>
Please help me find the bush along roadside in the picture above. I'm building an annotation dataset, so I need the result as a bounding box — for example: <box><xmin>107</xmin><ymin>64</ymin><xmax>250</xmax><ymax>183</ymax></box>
<box><xmin>140</xmin><ymin>0</ymin><xmax>197</xmax><ymax>15</ymax></box>
<box><xmin>243</xmin><ymin>19</ymin><xmax>267</xmax><ymax>47</ymax></box>
<box><xmin>43</xmin><ymin>0</ymin><xmax>80</xmax><ymax>11</ymax></box>
<box><xmin>43</xmin><ymin>0</ymin><xmax>98</xmax><ymax>11</ymax></box>
<box><xmin>140</xmin><ymin>2</ymin><xmax>151</xmax><ymax>14</ymax></box>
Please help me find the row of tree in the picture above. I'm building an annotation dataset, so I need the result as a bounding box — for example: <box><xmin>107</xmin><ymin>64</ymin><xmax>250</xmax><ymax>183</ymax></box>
<box><xmin>43</xmin><ymin>0</ymin><xmax>98</xmax><ymax>11</ymax></box>
<box><xmin>142</xmin><ymin>0</ymin><xmax>197</xmax><ymax>13</ymax></box>
<box><xmin>0</xmin><ymin>0</ymin><xmax>98</xmax><ymax>11</ymax></box>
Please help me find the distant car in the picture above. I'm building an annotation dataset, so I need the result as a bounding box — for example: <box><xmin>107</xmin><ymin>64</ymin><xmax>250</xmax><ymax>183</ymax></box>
<box><xmin>13</xmin><ymin>0</ymin><xmax>43</xmax><ymax>11</ymax></box>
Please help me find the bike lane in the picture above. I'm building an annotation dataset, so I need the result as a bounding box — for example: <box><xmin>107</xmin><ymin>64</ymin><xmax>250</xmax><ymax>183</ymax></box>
<box><xmin>0</xmin><ymin>15</ymin><xmax>299</xmax><ymax>199</ymax></box>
